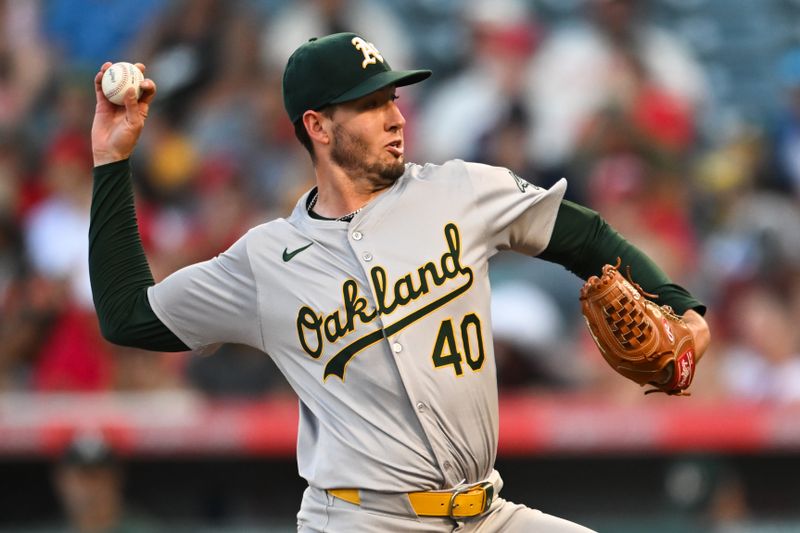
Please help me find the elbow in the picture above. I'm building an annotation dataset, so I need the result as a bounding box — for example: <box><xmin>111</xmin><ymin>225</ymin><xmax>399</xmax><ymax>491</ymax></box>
<box><xmin>98</xmin><ymin>314</ymin><xmax>138</xmax><ymax>348</ymax></box>
<box><xmin>98</xmin><ymin>319</ymin><xmax>133</xmax><ymax>347</ymax></box>
<box><xmin>93</xmin><ymin>288</ymin><xmax>150</xmax><ymax>347</ymax></box>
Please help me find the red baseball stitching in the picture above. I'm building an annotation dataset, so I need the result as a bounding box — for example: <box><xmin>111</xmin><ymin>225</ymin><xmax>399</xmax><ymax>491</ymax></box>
<box><xmin>105</xmin><ymin>64</ymin><xmax>132</xmax><ymax>98</ymax></box>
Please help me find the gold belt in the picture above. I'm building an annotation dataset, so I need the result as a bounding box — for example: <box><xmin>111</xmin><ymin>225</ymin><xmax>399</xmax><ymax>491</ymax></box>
<box><xmin>328</xmin><ymin>481</ymin><xmax>495</xmax><ymax>518</ymax></box>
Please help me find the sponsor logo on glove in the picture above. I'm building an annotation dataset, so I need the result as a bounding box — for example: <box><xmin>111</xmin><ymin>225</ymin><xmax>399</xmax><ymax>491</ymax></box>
<box><xmin>675</xmin><ymin>349</ymin><xmax>695</xmax><ymax>389</ymax></box>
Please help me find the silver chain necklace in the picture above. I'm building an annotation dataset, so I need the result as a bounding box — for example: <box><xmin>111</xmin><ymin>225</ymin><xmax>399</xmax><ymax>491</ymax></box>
<box><xmin>307</xmin><ymin>190</ymin><xmax>363</xmax><ymax>222</ymax></box>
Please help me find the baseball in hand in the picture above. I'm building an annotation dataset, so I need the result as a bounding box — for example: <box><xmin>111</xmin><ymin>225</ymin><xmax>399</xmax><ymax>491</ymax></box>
<box><xmin>101</xmin><ymin>62</ymin><xmax>144</xmax><ymax>105</ymax></box>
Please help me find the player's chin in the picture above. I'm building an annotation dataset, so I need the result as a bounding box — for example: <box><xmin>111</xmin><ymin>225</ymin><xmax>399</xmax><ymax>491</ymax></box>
<box><xmin>388</xmin><ymin>157</ymin><xmax>406</xmax><ymax>174</ymax></box>
<box><xmin>376</xmin><ymin>159</ymin><xmax>406</xmax><ymax>185</ymax></box>
<box><xmin>387</xmin><ymin>151</ymin><xmax>407</xmax><ymax>170</ymax></box>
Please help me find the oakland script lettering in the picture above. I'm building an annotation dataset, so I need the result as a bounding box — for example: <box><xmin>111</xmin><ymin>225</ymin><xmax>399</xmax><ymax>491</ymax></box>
<box><xmin>295</xmin><ymin>223</ymin><xmax>473</xmax><ymax>378</ymax></box>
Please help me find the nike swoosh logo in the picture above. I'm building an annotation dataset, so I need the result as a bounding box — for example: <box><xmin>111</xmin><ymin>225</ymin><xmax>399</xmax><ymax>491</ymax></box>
<box><xmin>282</xmin><ymin>242</ymin><xmax>314</xmax><ymax>262</ymax></box>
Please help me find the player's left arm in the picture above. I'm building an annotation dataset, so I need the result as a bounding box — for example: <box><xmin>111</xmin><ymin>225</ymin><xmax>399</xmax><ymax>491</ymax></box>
<box><xmin>537</xmin><ymin>200</ymin><xmax>710</xmax><ymax>361</ymax></box>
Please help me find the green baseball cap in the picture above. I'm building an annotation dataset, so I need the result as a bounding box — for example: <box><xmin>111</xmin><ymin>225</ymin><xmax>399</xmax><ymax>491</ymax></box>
<box><xmin>283</xmin><ymin>32</ymin><xmax>432</xmax><ymax>123</ymax></box>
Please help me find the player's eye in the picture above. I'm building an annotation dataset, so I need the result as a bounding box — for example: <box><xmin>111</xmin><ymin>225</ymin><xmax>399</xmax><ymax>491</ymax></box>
<box><xmin>390</xmin><ymin>94</ymin><xmax>399</xmax><ymax>102</ymax></box>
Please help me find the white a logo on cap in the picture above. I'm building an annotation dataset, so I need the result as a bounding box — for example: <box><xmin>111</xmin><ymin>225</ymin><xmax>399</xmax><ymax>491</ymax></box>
<box><xmin>351</xmin><ymin>37</ymin><xmax>384</xmax><ymax>69</ymax></box>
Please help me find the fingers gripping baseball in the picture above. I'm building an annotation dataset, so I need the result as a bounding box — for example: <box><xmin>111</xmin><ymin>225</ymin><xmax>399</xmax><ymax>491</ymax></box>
<box><xmin>91</xmin><ymin>62</ymin><xmax>157</xmax><ymax>167</ymax></box>
<box><xmin>125</xmin><ymin>62</ymin><xmax>156</xmax><ymax>125</ymax></box>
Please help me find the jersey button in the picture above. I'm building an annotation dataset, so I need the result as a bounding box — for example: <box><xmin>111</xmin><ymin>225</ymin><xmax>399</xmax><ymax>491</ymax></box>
<box><xmin>352</xmin><ymin>231</ymin><xmax>363</xmax><ymax>240</ymax></box>
<box><xmin>416</xmin><ymin>402</ymin><xmax>426</xmax><ymax>412</ymax></box>
<box><xmin>443</xmin><ymin>461</ymin><xmax>453</xmax><ymax>470</ymax></box>
<box><xmin>362</xmin><ymin>252</ymin><xmax>373</xmax><ymax>262</ymax></box>
<box><xmin>392</xmin><ymin>343</ymin><xmax>402</xmax><ymax>353</ymax></box>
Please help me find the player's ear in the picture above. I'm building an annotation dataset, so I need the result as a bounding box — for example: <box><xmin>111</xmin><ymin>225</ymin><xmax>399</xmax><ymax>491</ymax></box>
<box><xmin>303</xmin><ymin>110</ymin><xmax>331</xmax><ymax>146</ymax></box>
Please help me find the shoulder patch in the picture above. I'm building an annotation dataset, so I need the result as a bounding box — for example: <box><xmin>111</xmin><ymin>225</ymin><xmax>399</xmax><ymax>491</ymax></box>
<box><xmin>508</xmin><ymin>170</ymin><xmax>532</xmax><ymax>193</ymax></box>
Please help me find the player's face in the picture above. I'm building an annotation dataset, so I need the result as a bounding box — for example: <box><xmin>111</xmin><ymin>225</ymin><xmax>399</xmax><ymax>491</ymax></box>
<box><xmin>328</xmin><ymin>86</ymin><xmax>406</xmax><ymax>190</ymax></box>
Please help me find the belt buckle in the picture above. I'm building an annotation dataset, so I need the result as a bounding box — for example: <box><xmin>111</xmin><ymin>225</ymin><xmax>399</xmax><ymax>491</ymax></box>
<box><xmin>447</xmin><ymin>481</ymin><xmax>494</xmax><ymax>518</ymax></box>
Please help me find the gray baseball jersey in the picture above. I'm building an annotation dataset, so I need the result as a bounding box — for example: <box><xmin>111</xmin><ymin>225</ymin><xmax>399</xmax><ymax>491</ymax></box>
<box><xmin>148</xmin><ymin>159</ymin><xmax>566</xmax><ymax>492</ymax></box>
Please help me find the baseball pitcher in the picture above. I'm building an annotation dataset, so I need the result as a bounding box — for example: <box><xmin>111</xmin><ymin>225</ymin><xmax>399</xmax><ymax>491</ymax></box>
<box><xmin>89</xmin><ymin>33</ymin><xmax>710</xmax><ymax>532</ymax></box>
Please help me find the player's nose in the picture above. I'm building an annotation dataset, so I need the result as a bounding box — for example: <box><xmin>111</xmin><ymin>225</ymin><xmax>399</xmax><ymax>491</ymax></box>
<box><xmin>385</xmin><ymin>100</ymin><xmax>405</xmax><ymax>132</ymax></box>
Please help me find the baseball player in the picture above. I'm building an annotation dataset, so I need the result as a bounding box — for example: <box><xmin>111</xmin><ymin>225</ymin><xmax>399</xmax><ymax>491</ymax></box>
<box><xmin>89</xmin><ymin>33</ymin><xmax>710</xmax><ymax>532</ymax></box>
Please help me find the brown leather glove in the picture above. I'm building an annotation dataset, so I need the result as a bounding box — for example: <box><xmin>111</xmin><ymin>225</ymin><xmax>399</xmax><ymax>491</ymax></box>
<box><xmin>579</xmin><ymin>261</ymin><xmax>697</xmax><ymax>395</ymax></box>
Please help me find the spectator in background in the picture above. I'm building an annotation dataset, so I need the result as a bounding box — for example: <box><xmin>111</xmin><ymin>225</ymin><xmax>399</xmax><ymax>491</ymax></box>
<box><xmin>0</xmin><ymin>0</ymin><xmax>51</xmax><ymax>128</ymax></box>
<box><xmin>768</xmin><ymin>46</ymin><xmax>800</xmax><ymax>197</ymax></box>
<box><xmin>185</xmin><ymin>343</ymin><xmax>291</xmax><ymax>397</ymax></box>
<box><xmin>0</xmin><ymin>132</ymin><xmax>30</xmax><ymax>285</ymax></box>
<box><xmin>13</xmin><ymin>74</ymin><xmax>185</xmax><ymax>392</ymax></box>
<box><xmin>51</xmin><ymin>432</ymin><xmax>161</xmax><ymax>533</ymax></box>
<box><xmin>22</xmin><ymin>131</ymin><xmax>113</xmax><ymax>391</ymax></box>
<box><xmin>182</xmin><ymin>6</ymin><xmax>307</xmax><ymax>215</ymax></box>
<box><xmin>129</xmin><ymin>0</ymin><xmax>232</xmax><ymax>125</ymax></box>
<box><xmin>43</xmin><ymin>0</ymin><xmax>166</xmax><ymax>71</ymax></box>
<box><xmin>490</xmin><ymin>281</ymin><xmax>587</xmax><ymax>390</ymax></box>
<box><xmin>472</xmin><ymin>102</ymin><xmax>538</xmax><ymax>181</ymax></box>
<box><xmin>526</xmin><ymin>0</ymin><xmax>709</xmax><ymax>174</ymax></box>
<box><xmin>700</xmin><ymin>173</ymin><xmax>800</xmax><ymax>287</ymax></box>
<box><xmin>511</xmin><ymin>0</ymin><xmax>711</xmax><ymax>392</ymax></box>
<box><xmin>261</xmin><ymin>0</ymin><xmax>413</xmax><ymax>72</ymax></box>
<box><xmin>24</xmin><ymin>127</ymin><xmax>94</xmax><ymax>307</ymax></box>
<box><xmin>663</xmin><ymin>457</ymin><xmax>751</xmax><ymax>532</ymax></box>
<box><xmin>0</xmin><ymin>216</ymin><xmax>39</xmax><ymax>390</ymax></box>
<box><xmin>417</xmin><ymin>0</ymin><xmax>539</xmax><ymax>166</ymax></box>
<box><xmin>718</xmin><ymin>283</ymin><xmax>800</xmax><ymax>403</ymax></box>
<box><xmin>124</xmin><ymin>3</ymin><xmax>292</xmax><ymax>269</ymax></box>
<box><xmin>567</xmin><ymin>49</ymin><xmax>701</xmax><ymax>280</ymax></box>
<box><xmin>0</xmin><ymin>131</ymin><xmax>60</xmax><ymax>391</ymax></box>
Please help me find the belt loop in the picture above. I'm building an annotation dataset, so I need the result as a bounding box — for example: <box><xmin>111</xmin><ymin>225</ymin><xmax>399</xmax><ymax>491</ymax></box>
<box><xmin>488</xmin><ymin>469</ymin><xmax>504</xmax><ymax>496</ymax></box>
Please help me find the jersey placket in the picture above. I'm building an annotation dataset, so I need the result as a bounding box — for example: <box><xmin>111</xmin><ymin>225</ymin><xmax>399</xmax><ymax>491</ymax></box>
<box><xmin>347</xmin><ymin>222</ymin><xmax>463</xmax><ymax>487</ymax></box>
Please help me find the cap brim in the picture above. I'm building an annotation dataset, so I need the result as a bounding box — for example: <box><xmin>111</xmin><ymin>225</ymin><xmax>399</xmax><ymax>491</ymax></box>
<box><xmin>329</xmin><ymin>69</ymin><xmax>432</xmax><ymax>105</ymax></box>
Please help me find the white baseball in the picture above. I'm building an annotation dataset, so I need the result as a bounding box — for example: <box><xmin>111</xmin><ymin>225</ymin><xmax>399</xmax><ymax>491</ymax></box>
<box><xmin>101</xmin><ymin>62</ymin><xmax>144</xmax><ymax>106</ymax></box>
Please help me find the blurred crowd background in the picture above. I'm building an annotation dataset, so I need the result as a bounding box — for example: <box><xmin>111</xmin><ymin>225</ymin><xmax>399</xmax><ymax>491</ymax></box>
<box><xmin>2</xmin><ymin>0</ymin><xmax>800</xmax><ymax>531</ymax></box>
<box><xmin>3</xmin><ymin>0</ymin><xmax>800</xmax><ymax>401</ymax></box>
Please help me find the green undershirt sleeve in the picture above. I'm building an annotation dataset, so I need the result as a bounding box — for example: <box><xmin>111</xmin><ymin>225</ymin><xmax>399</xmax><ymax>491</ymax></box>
<box><xmin>538</xmin><ymin>200</ymin><xmax>706</xmax><ymax>316</ymax></box>
<box><xmin>89</xmin><ymin>159</ymin><xmax>190</xmax><ymax>351</ymax></box>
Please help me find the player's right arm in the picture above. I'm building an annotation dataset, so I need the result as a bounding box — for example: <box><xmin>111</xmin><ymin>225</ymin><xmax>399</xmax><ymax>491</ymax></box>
<box><xmin>90</xmin><ymin>159</ymin><xmax>189</xmax><ymax>350</ymax></box>
<box><xmin>90</xmin><ymin>63</ymin><xmax>261</xmax><ymax>353</ymax></box>
<box><xmin>90</xmin><ymin>62</ymin><xmax>189</xmax><ymax>350</ymax></box>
